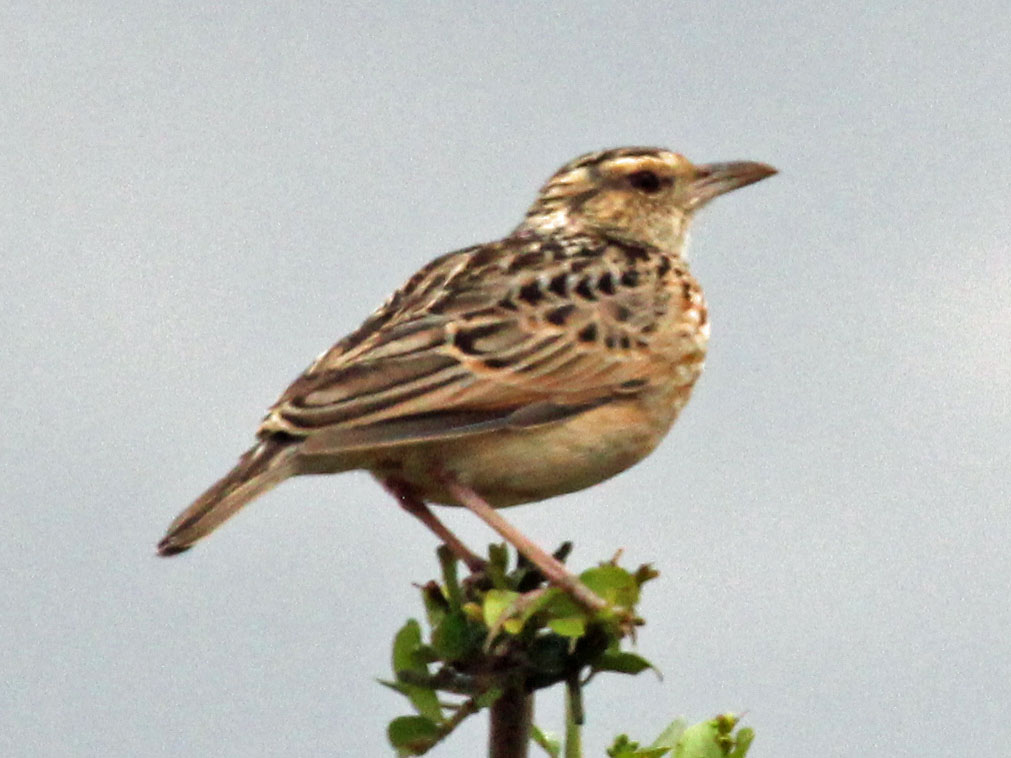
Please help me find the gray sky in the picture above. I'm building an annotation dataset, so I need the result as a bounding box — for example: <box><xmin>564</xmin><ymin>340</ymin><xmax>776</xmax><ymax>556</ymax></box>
<box><xmin>3</xmin><ymin>2</ymin><xmax>1009</xmax><ymax>756</ymax></box>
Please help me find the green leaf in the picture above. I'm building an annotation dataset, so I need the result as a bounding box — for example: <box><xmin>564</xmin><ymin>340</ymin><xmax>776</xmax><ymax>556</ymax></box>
<box><xmin>388</xmin><ymin>715</ymin><xmax>440</xmax><ymax>756</ymax></box>
<box><xmin>461</xmin><ymin>600</ymin><xmax>482</xmax><ymax>621</ymax></box>
<box><xmin>503</xmin><ymin>617</ymin><xmax>525</xmax><ymax>634</ymax></box>
<box><xmin>514</xmin><ymin>587</ymin><xmax>557</xmax><ymax>627</ymax></box>
<box><xmin>483</xmin><ymin>589</ymin><xmax>521</xmax><ymax>629</ymax></box>
<box><xmin>532</xmin><ymin>724</ymin><xmax>561</xmax><ymax>757</ymax></box>
<box><xmin>379</xmin><ymin>677</ymin><xmax>442</xmax><ymax>722</ymax></box>
<box><xmin>593</xmin><ymin>650</ymin><xmax>655</xmax><ymax>675</ymax></box>
<box><xmin>403</xmin><ymin>683</ymin><xmax>442</xmax><ymax>722</ymax></box>
<box><xmin>673</xmin><ymin>725</ymin><xmax>719</xmax><ymax>758</ymax></box>
<box><xmin>607</xmin><ymin>734</ymin><xmax>671</xmax><ymax>758</ymax></box>
<box><xmin>392</xmin><ymin>619</ymin><xmax>426</xmax><ymax>675</ymax></box>
<box><xmin>539</xmin><ymin>587</ymin><xmax>584</xmax><ymax>619</ymax></box>
<box><xmin>432</xmin><ymin>609</ymin><xmax>478</xmax><ymax>661</ymax></box>
<box><xmin>488</xmin><ymin>543</ymin><xmax>510</xmax><ymax>588</ymax></box>
<box><xmin>421</xmin><ymin>582</ymin><xmax>448</xmax><ymax>629</ymax></box>
<box><xmin>378</xmin><ymin>678</ymin><xmax>415</xmax><ymax>697</ymax></box>
<box><xmin>413</xmin><ymin>644</ymin><xmax>441</xmax><ymax>665</ymax></box>
<box><xmin>608</xmin><ymin>734</ymin><xmax>638</xmax><ymax>756</ymax></box>
<box><xmin>547</xmin><ymin>616</ymin><xmax>586</xmax><ymax>638</ymax></box>
<box><xmin>673</xmin><ymin>718</ymin><xmax>738</xmax><ymax>758</ymax></box>
<box><xmin>649</xmin><ymin>719</ymin><xmax>687</xmax><ymax>750</ymax></box>
<box><xmin>580</xmin><ymin>565</ymin><xmax>639</xmax><ymax>607</ymax></box>
<box><xmin>726</xmin><ymin>728</ymin><xmax>754</xmax><ymax>758</ymax></box>
<box><xmin>437</xmin><ymin>545</ymin><xmax>463</xmax><ymax>609</ymax></box>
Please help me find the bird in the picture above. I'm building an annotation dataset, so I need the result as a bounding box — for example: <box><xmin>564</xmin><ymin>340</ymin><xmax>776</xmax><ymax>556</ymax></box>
<box><xmin>157</xmin><ymin>147</ymin><xmax>776</xmax><ymax>565</ymax></box>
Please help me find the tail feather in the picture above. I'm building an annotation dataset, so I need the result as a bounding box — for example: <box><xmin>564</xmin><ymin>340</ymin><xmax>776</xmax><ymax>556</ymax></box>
<box><xmin>157</xmin><ymin>438</ymin><xmax>300</xmax><ymax>556</ymax></box>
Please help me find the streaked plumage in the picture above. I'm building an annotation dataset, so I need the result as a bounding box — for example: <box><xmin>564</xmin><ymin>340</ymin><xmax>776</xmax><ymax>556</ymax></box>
<box><xmin>158</xmin><ymin>147</ymin><xmax>775</xmax><ymax>556</ymax></box>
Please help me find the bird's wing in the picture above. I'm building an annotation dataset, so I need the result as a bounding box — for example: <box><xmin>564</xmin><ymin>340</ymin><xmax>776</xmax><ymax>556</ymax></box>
<box><xmin>259</xmin><ymin>235</ymin><xmax>689</xmax><ymax>453</ymax></box>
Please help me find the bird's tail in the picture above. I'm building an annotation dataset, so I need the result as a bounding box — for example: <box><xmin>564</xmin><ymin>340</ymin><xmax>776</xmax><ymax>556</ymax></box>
<box><xmin>157</xmin><ymin>437</ymin><xmax>300</xmax><ymax>556</ymax></box>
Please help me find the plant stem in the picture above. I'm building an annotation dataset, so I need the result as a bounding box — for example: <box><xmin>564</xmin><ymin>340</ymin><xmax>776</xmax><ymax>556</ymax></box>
<box><xmin>489</xmin><ymin>685</ymin><xmax>533</xmax><ymax>758</ymax></box>
<box><xmin>564</xmin><ymin>678</ymin><xmax>583</xmax><ymax>758</ymax></box>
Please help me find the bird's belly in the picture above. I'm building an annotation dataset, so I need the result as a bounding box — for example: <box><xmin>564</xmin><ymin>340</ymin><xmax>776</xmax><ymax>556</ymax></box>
<box><xmin>369</xmin><ymin>391</ymin><xmax>694</xmax><ymax>507</ymax></box>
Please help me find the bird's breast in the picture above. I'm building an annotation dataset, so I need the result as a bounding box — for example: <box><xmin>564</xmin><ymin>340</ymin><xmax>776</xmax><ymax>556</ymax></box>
<box><xmin>368</xmin><ymin>383</ymin><xmax>700</xmax><ymax>509</ymax></box>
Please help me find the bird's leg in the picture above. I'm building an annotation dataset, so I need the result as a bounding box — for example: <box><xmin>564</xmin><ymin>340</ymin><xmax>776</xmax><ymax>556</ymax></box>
<box><xmin>382</xmin><ymin>478</ymin><xmax>486</xmax><ymax>573</ymax></box>
<box><xmin>438</xmin><ymin>473</ymin><xmax>608</xmax><ymax>614</ymax></box>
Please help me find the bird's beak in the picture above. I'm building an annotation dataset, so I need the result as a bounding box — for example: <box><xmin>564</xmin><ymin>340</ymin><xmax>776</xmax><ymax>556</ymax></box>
<box><xmin>687</xmin><ymin>161</ymin><xmax>777</xmax><ymax>209</ymax></box>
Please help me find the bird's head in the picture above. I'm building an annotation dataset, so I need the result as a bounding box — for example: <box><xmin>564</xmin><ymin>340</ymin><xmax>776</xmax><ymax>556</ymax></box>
<box><xmin>519</xmin><ymin>147</ymin><xmax>776</xmax><ymax>251</ymax></box>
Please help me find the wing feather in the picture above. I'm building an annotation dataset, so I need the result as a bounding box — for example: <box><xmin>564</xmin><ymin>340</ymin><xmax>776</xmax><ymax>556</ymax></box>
<box><xmin>259</xmin><ymin>236</ymin><xmax>679</xmax><ymax>450</ymax></box>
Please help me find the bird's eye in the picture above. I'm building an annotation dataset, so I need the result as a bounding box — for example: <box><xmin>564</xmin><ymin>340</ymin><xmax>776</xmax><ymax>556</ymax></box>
<box><xmin>627</xmin><ymin>170</ymin><xmax>664</xmax><ymax>193</ymax></box>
